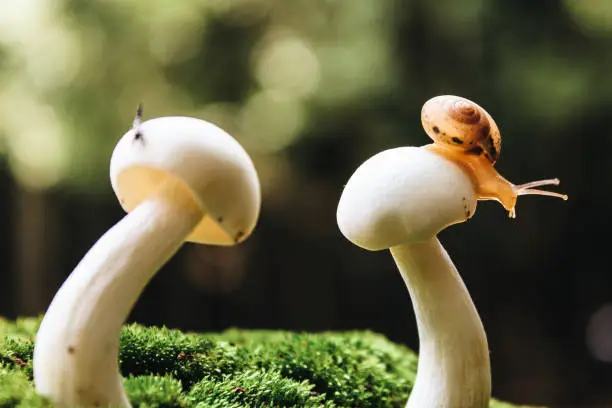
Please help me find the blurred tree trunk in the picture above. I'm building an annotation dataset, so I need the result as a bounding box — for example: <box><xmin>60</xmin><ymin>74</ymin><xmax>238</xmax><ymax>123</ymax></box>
<box><xmin>13</xmin><ymin>187</ymin><xmax>56</xmax><ymax>316</ymax></box>
<box><xmin>0</xmin><ymin>170</ymin><xmax>14</xmax><ymax>316</ymax></box>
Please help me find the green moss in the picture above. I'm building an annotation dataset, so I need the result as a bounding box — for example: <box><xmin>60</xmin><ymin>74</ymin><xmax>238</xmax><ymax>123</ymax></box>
<box><xmin>124</xmin><ymin>375</ymin><xmax>186</xmax><ymax>408</ymax></box>
<box><xmin>186</xmin><ymin>369</ymin><xmax>331</xmax><ymax>408</ymax></box>
<box><xmin>0</xmin><ymin>317</ymin><xmax>541</xmax><ymax>408</ymax></box>
<box><xmin>0</xmin><ymin>365</ymin><xmax>51</xmax><ymax>407</ymax></box>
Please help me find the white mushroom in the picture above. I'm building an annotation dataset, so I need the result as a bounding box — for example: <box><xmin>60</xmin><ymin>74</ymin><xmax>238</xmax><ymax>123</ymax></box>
<box><xmin>337</xmin><ymin>147</ymin><xmax>488</xmax><ymax>408</ymax></box>
<box><xmin>338</xmin><ymin>94</ymin><xmax>567</xmax><ymax>407</ymax></box>
<box><xmin>33</xmin><ymin>111</ymin><xmax>261</xmax><ymax>407</ymax></box>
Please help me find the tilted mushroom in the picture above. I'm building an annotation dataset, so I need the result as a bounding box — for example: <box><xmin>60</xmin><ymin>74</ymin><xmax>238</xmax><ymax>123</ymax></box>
<box><xmin>33</xmin><ymin>107</ymin><xmax>261</xmax><ymax>407</ymax></box>
<box><xmin>336</xmin><ymin>96</ymin><xmax>566</xmax><ymax>407</ymax></box>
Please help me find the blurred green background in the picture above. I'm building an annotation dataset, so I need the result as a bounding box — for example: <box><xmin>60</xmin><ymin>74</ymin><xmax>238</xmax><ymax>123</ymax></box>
<box><xmin>0</xmin><ymin>0</ymin><xmax>610</xmax><ymax>406</ymax></box>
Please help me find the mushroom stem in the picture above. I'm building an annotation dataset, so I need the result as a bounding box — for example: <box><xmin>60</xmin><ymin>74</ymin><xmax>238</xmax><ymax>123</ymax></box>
<box><xmin>390</xmin><ymin>238</ymin><xmax>490</xmax><ymax>408</ymax></box>
<box><xmin>33</xmin><ymin>180</ymin><xmax>203</xmax><ymax>408</ymax></box>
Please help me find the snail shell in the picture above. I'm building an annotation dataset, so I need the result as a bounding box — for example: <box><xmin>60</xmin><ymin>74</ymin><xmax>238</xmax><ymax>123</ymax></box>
<box><xmin>421</xmin><ymin>95</ymin><xmax>502</xmax><ymax>163</ymax></box>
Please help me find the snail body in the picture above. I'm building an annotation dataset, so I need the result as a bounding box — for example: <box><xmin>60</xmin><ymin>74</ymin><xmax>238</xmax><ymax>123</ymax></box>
<box><xmin>421</xmin><ymin>95</ymin><xmax>567</xmax><ymax>217</ymax></box>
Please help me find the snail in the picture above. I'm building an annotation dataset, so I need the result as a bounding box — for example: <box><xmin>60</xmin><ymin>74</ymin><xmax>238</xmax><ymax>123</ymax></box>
<box><xmin>421</xmin><ymin>95</ymin><xmax>567</xmax><ymax>218</ymax></box>
<box><xmin>336</xmin><ymin>95</ymin><xmax>568</xmax><ymax>407</ymax></box>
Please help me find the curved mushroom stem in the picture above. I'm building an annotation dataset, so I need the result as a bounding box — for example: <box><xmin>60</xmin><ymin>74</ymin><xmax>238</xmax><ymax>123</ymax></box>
<box><xmin>33</xmin><ymin>180</ymin><xmax>203</xmax><ymax>408</ymax></box>
<box><xmin>390</xmin><ymin>238</ymin><xmax>490</xmax><ymax>408</ymax></box>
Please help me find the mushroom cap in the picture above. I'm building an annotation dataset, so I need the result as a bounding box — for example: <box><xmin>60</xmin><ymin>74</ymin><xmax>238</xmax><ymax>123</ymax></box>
<box><xmin>110</xmin><ymin>116</ymin><xmax>261</xmax><ymax>246</ymax></box>
<box><xmin>336</xmin><ymin>147</ymin><xmax>477</xmax><ymax>251</ymax></box>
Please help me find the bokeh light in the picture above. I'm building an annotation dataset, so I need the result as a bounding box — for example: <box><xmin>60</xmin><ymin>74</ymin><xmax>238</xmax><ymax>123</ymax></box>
<box><xmin>253</xmin><ymin>28</ymin><xmax>320</xmax><ymax>99</ymax></box>
<box><xmin>565</xmin><ymin>0</ymin><xmax>612</xmax><ymax>36</ymax></box>
<box><xmin>587</xmin><ymin>303</ymin><xmax>612</xmax><ymax>363</ymax></box>
<box><xmin>0</xmin><ymin>85</ymin><xmax>69</xmax><ymax>190</ymax></box>
<box><xmin>240</xmin><ymin>90</ymin><xmax>306</xmax><ymax>153</ymax></box>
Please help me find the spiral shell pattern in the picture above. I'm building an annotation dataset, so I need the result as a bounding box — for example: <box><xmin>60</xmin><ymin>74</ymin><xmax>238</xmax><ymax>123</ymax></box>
<box><xmin>421</xmin><ymin>95</ymin><xmax>501</xmax><ymax>163</ymax></box>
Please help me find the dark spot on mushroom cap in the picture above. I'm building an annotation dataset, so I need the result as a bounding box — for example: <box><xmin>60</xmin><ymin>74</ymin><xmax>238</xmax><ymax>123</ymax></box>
<box><xmin>463</xmin><ymin>203</ymin><xmax>471</xmax><ymax>219</ymax></box>
<box><xmin>234</xmin><ymin>230</ymin><xmax>245</xmax><ymax>243</ymax></box>
<box><xmin>451</xmin><ymin>137</ymin><xmax>464</xmax><ymax>145</ymax></box>
<box><xmin>133</xmin><ymin>131</ymin><xmax>145</xmax><ymax>145</ymax></box>
<box><xmin>67</xmin><ymin>345</ymin><xmax>75</xmax><ymax>354</ymax></box>
<box><xmin>217</xmin><ymin>216</ymin><xmax>224</xmax><ymax>223</ymax></box>
<box><xmin>432</xmin><ymin>126</ymin><xmax>440</xmax><ymax>134</ymax></box>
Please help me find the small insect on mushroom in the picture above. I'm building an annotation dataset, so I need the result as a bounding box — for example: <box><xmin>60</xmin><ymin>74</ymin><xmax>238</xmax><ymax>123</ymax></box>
<box><xmin>421</xmin><ymin>95</ymin><xmax>568</xmax><ymax>218</ymax></box>
<box><xmin>132</xmin><ymin>103</ymin><xmax>144</xmax><ymax>144</ymax></box>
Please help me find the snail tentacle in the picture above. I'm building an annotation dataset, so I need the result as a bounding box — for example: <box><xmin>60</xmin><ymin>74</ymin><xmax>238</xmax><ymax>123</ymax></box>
<box><xmin>420</xmin><ymin>95</ymin><xmax>567</xmax><ymax>217</ymax></box>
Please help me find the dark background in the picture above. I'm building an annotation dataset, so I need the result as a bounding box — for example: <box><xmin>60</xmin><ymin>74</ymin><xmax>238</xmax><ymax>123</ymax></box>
<box><xmin>0</xmin><ymin>1</ymin><xmax>610</xmax><ymax>406</ymax></box>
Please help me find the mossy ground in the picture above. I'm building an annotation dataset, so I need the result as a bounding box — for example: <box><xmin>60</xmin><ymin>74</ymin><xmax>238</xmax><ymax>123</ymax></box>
<box><xmin>0</xmin><ymin>317</ymin><xmax>539</xmax><ymax>407</ymax></box>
